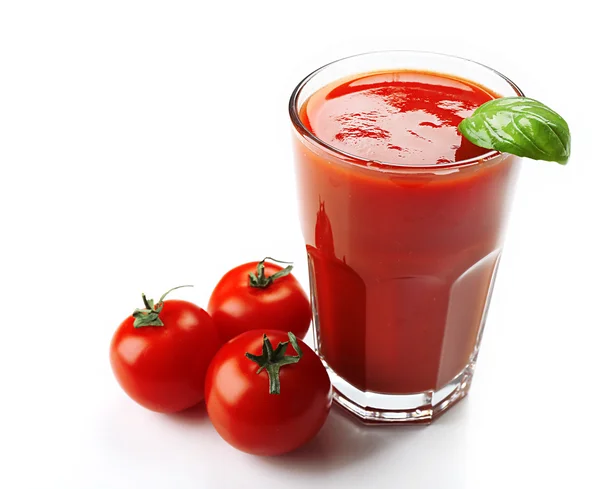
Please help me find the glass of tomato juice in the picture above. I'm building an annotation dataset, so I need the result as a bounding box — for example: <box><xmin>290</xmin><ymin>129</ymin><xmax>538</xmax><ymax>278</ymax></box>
<box><xmin>289</xmin><ymin>51</ymin><xmax>524</xmax><ymax>423</ymax></box>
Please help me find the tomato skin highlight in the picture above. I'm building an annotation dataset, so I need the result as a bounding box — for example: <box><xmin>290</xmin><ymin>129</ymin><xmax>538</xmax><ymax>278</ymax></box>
<box><xmin>205</xmin><ymin>330</ymin><xmax>332</xmax><ymax>456</ymax></box>
<box><xmin>110</xmin><ymin>299</ymin><xmax>221</xmax><ymax>413</ymax></box>
<box><xmin>208</xmin><ymin>261</ymin><xmax>312</xmax><ymax>343</ymax></box>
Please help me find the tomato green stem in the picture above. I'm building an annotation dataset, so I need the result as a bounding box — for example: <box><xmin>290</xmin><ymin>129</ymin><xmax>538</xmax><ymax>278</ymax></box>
<box><xmin>245</xmin><ymin>332</ymin><xmax>303</xmax><ymax>394</ymax></box>
<box><xmin>132</xmin><ymin>285</ymin><xmax>193</xmax><ymax>328</ymax></box>
<box><xmin>248</xmin><ymin>257</ymin><xmax>293</xmax><ymax>289</ymax></box>
<box><xmin>157</xmin><ymin>285</ymin><xmax>193</xmax><ymax>303</ymax></box>
<box><xmin>142</xmin><ymin>293</ymin><xmax>153</xmax><ymax>311</ymax></box>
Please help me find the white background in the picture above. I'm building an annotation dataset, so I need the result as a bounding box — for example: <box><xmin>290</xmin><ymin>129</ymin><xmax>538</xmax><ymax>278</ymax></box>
<box><xmin>1</xmin><ymin>1</ymin><xmax>598</xmax><ymax>488</ymax></box>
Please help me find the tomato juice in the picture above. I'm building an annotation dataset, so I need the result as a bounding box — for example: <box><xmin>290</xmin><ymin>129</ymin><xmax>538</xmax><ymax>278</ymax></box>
<box><xmin>290</xmin><ymin>54</ymin><xmax>522</xmax><ymax>421</ymax></box>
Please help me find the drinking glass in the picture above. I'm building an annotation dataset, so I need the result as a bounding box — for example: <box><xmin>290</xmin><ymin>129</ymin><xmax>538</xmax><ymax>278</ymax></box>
<box><xmin>289</xmin><ymin>51</ymin><xmax>523</xmax><ymax>423</ymax></box>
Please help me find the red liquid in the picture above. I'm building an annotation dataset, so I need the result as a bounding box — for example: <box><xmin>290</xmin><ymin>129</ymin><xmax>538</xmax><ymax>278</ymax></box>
<box><xmin>293</xmin><ymin>71</ymin><xmax>520</xmax><ymax>394</ymax></box>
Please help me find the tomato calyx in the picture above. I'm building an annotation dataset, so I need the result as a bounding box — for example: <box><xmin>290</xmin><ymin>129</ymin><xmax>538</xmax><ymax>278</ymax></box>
<box><xmin>248</xmin><ymin>257</ymin><xmax>294</xmax><ymax>289</ymax></box>
<box><xmin>245</xmin><ymin>332</ymin><xmax>303</xmax><ymax>394</ymax></box>
<box><xmin>132</xmin><ymin>285</ymin><xmax>193</xmax><ymax>328</ymax></box>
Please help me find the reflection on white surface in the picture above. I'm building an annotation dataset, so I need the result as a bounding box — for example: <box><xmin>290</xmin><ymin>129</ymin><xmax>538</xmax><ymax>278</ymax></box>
<box><xmin>259</xmin><ymin>405</ymin><xmax>466</xmax><ymax>484</ymax></box>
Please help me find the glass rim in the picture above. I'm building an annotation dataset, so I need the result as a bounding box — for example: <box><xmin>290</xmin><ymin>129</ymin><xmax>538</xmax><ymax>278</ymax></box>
<box><xmin>288</xmin><ymin>50</ymin><xmax>525</xmax><ymax>171</ymax></box>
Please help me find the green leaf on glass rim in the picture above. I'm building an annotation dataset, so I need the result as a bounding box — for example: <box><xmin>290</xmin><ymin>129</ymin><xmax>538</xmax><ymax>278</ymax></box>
<box><xmin>458</xmin><ymin>97</ymin><xmax>570</xmax><ymax>164</ymax></box>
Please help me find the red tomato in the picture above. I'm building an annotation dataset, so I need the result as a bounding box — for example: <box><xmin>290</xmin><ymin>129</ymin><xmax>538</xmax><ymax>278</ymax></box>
<box><xmin>208</xmin><ymin>258</ymin><xmax>312</xmax><ymax>343</ymax></box>
<box><xmin>110</xmin><ymin>286</ymin><xmax>220</xmax><ymax>413</ymax></box>
<box><xmin>205</xmin><ymin>330</ymin><xmax>332</xmax><ymax>456</ymax></box>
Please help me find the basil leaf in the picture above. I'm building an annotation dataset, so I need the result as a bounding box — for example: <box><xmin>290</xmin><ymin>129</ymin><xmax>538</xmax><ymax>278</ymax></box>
<box><xmin>458</xmin><ymin>97</ymin><xmax>570</xmax><ymax>164</ymax></box>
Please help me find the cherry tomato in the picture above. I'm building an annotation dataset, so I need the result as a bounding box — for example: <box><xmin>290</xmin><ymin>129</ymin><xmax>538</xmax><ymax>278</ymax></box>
<box><xmin>110</xmin><ymin>286</ymin><xmax>220</xmax><ymax>413</ymax></box>
<box><xmin>205</xmin><ymin>330</ymin><xmax>332</xmax><ymax>456</ymax></box>
<box><xmin>208</xmin><ymin>258</ymin><xmax>312</xmax><ymax>343</ymax></box>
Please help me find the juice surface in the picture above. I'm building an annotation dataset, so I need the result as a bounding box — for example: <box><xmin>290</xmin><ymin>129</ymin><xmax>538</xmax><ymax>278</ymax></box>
<box><xmin>294</xmin><ymin>70</ymin><xmax>520</xmax><ymax>394</ymax></box>
<box><xmin>302</xmin><ymin>70</ymin><xmax>495</xmax><ymax>166</ymax></box>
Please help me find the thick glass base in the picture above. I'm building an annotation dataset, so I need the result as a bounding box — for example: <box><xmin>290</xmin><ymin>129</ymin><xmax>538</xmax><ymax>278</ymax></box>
<box><xmin>325</xmin><ymin>362</ymin><xmax>474</xmax><ymax>424</ymax></box>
